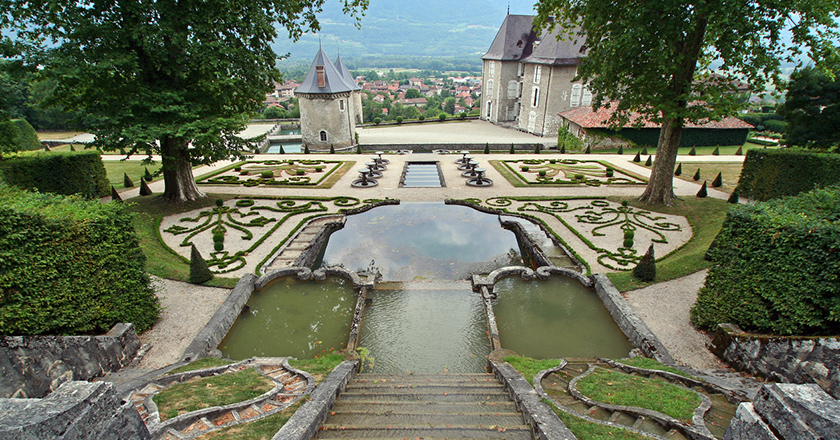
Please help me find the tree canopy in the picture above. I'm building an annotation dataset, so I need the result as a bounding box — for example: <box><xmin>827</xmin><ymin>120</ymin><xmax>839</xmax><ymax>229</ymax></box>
<box><xmin>784</xmin><ymin>64</ymin><xmax>840</xmax><ymax>150</ymax></box>
<box><xmin>2</xmin><ymin>0</ymin><xmax>367</xmax><ymax>202</ymax></box>
<box><xmin>535</xmin><ymin>0</ymin><xmax>840</xmax><ymax>204</ymax></box>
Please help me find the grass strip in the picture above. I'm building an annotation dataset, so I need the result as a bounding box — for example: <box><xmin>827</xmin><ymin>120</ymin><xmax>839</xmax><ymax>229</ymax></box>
<box><xmin>613</xmin><ymin>357</ymin><xmax>695</xmax><ymax>379</ymax></box>
<box><xmin>153</xmin><ymin>369</ymin><xmax>275</xmax><ymax>421</ymax></box>
<box><xmin>546</xmin><ymin>399</ymin><xmax>652</xmax><ymax>440</ymax></box>
<box><xmin>575</xmin><ymin>368</ymin><xmax>701</xmax><ymax>423</ymax></box>
<box><xmin>673</xmin><ymin>162</ymin><xmax>744</xmax><ymax>194</ymax></box>
<box><xmin>503</xmin><ymin>356</ymin><xmax>565</xmax><ymax>385</ymax></box>
<box><xmin>606</xmin><ymin>196</ymin><xmax>730</xmax><ymax>292</ymax></box>
<box><xmin>288</xmin><ymin>354</ymin><xmax>345</xmax><ymax>383</ymax></box>
<box><xmin>167</xmin><ymin>358</ymin><xmax>233</xmax><ymax>375</ymax></box>
<box><xmin>194</xmin><ymin>399</ymin><xmax>305</xmax><ymax>440</ymax></box>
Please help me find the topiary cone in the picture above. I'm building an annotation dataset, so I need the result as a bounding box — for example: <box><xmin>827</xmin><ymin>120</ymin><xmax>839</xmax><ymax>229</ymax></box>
<box><xmin>123</xmin><ymin>173</ymin><xmax>135</xmax><ymax>188</ymax></box>
<box><xmin>632</xmin><ymin>244</ymin><xmax>656</xmax><ymax>282</ymax></box>
<box><xmin>693</xmin><ymin>168</ymin><xmax>701</xmax><ymax>181</ymax></box>
<box><xmin>645</xmin><ymin>155</ymin><xmax>652</xmax><ymax>166</ymax></box>
<box><xmin>727</xmin><ymin>190</ymin><xmax>739</xmax><ymax>204</ymax></box>
<box><xmin>144</xmin><ymin>167</ymin><xmax>153</xmax><ymax>182</ymax></box>
<box><xmin>674</xmin><ymin>163</ymin><xmax>682</xmax><ymax>176</ymax></box>
<box><xmin>585</xmin><ymin>145</ymin><xmax>591</xmax><ymax>154</ymax></box>
<box><xmin>617</xmin><ymin>145</ymin><xmax>624</xmax><ymax>154</ymax></box>
<box><xmin>484</xmin><ymin>143</ymin><xmax>490</xmax><ymax>154</ymax></box>
<box><xmin>633</xmin><ymin>152</ymin><xmax>641</xmax><ymax>162</ymax></box>
<box><xmin>304</xmin><ymin>145</ymin><xmax>310</xmax><ymax>154</ymax></box>
<box><xmin>139</xmin><ymin>179</ymin><xmax>153</xmax><ymax>196</ymax></box>
<box><xmin>697</xmin><ymin>181</ymin><xmax>708</xmax><ymax>198</ymax></box>
<box><xmin>111</xmin><ymin>186</ymin><xmax>122</xmax><ymax>202</ymax></box>
<box><xmin>510</xmin><ymin>144</ymin><xmax>515</xmax><ymax>154</ymax></box>
<box><xmin>712</xmin><ymin>146</ymin><xmax>720</xmax><ymax>155</ymax></box>
<box><xmin>641</xmin><ymin>146</ymin><xmax>648</xmax><ymax>155</ymax></box>
<box><xmin>712</xmin><ymin>172</ymin><xmax>723</xmax><ymax>187</ymax></box>
<box><xmin>735</xmin><ymin>146</ymin><xmax>743</xmax><ymax>155</ymax></box>
<box><xmin>189</xmin><ymin>244</ymin><xmax>214</xmax><ymax>284</ymax></box>
<box><xmin>534</xmin><ymin>144</ymin><xmax>541</xmax><ymax>154</ymax></box>
<box><xmin>560</xmin><ymin>145</ymin><xmax>566</xmax><ymax>154</ymax></box>
<box><xmin>688</xmin><ymin>147</ymin><xmax>697</xmax><ymax>156</ymax></box>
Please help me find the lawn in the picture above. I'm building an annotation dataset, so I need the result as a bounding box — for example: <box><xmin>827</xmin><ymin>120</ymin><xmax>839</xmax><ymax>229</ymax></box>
<box><xmin>503</xmin><ymin>356</ymin><xmax>565</xmax><ymax>385</ymax></box>
<box><xmin>583</xmin><ymin>142</ymin><xmax>777</xmax><ymax>156</ymax></box>
<box><xmin>153</xmin><ymin>369</ymin><xmax>275</xmax><ymax>421</ymax></box>
<box><xmin>288</xmin><ymin>354</ymin><xmax>346</xmax><ymax>382</ymax></box>
<box><xmin>167</xmin><ymin>358</ymin><xmax>233</xmax><ymax>375</ymax></box>
<box><xmin>103</xmin><ymin>161</ymin><xmax>164</xmax><ymax>189</ymax></box>
<box><xmin>674</xmin><ymin>162</ymin><xmax>744</xmax><ymax>194</ymax></box>
<box><xmin>126</xmin><ymin>193</ymin><xmax>240</xmax><ymax>288</ymax></box>
<box><xmin>606</xmin><ymin>195</ymin><xmax>731</xmax><ymax>292</ymax></box>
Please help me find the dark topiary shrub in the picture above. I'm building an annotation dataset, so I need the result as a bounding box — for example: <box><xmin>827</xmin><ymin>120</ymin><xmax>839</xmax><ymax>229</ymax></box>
<box><xmin>534</xmin><ymin>144</ymin><xmax>541</xmax><ymax>154</ymax></box>
<box><xmin>124</xmin><ymin>172</ymin><xmax>134</xmax><ymax>188</ymax></box>
<box><xmin>356</xmin><ymin>144</ymin><xmax>362</xmax><ymax>154</ymax></box>
<box><xmin>691</xmin><ymin>187</ymin><xmax>840</xmax><ymax>335</ymax></box>
<box><xmin>484</xmin><ymin>143</ymin><xmax>490</xmax><ymax>154</ymax></box>
<box><xmin>215</xmin><ymin>198</ymin><xmax>224</xmax><ymax>207</ymax></box>
<box><xmin>606</xmin><ymin>167</ymin><xmax>614</xmax><ymax>177</ymax></box>
<box><xmin>560</xmin><ymin>145</ymin><xmax>566</xmax><ymax>154</ymax></box>
<box><xmin>11</xmin><ymin>119</ymin><xmax>41</xmax><ymax>151</ymax></box>
<box><xmin>624</xmin><ymin>229</ymin><xmax>635</xmax><ymax>240</ymax></box>
<box><xmin>585</xmin><ymin>145</ymin><xmax>591</xmax><ymax>154</ymax></box>
<box><xmin>459</xmin><ymin>112</ymin><xmax>467</xmax><ymax>120</ymax></box>
<box><xmin>189</xmin><ymin>244</ymin><xmax>214</xmax><ymax>284</ymax></box>
<box><xmin>234</xmin><ymin>166</ymin><xmax>242</xmax><ymax>172</ymax></box>
<box><xmin>697</xmin><ymin>181</ymin><xmax>708</xmax><ymax>197</ymax></box>
<box><xmin>735</xmin><ymin>146</ymin><xmax>743</xmax><ymax>155</ymax></box>
<box><xmin>727</xmin><ymin>190</ymin><xmax>739</xmax><ymax>204</ymax></box>
<box><xmin>641</xmin><ymin>146</ymin><xmax>648</xmax><ymax>155</ymax></box>
<box><xmin>374</xmin><ymin>117</ymin><xmax>381</xmax><ymax>125</ymax></box>
<box><xmin>0</xmin><ymin>185</ymin><xmax>159</xmax><ymax>335</ymax></box>
<box><xmin>617</xmin><ymin>145</ymin><xmax>624</xmax><ymax>154</ymax></box>
<box><xmin>674</xmin><ymin>163</ymin><xmax>682</xmax><ymax>176</ymax></box>
<box><xmin>521</xmin><ymin>166</ymin><xmax>530</xmax><ymax>172</ymax></box>
<box><xmin>396</xmin><ymin>116</ymin><xmax>403</xmax><ymax>124</ymax></box>
<box><xmin>693</xmin><ymin>168</ymin><xmax>701</xmax><ymax>181</ymax></box>
<box><xmin>539</xmin><ymin>170</ymin><xmax>547</xmax><ymax>177</ymax></box>
<box><xmin>214</xmin><ymin>241</ymin><xmax>224</xmax><ymax>251</ymax></box>
<box><xmin>419</xmin><ymin>115</ymin><xmax>425</xmax><ymax>121</ymax></box>
<box><xmin>623</xmin><ymin>238</ymin><xmax>634</xmax><ymax>248</ymax></box>
<box><xmin>632</xmin><ymin>245</ymin><xmax>656</xmax><ymax>282</ymax></box>
<box><xmin>510</xmin><ymin>144</ymin><xmax>515</xmax><ymax>154</ymax></box>
<box><xmin>689</xmin><ymin>147</ymin><xmax>697</xmax><ymax>156</ymax></box>
<box><xmin>0</xmin><ymin>151</ymin><xmax>111</xmax><ymax>199</ymax></box>
<box><xmin>438</xmin><ymin>113</ymin><xmax>447</xmax><ymax>121</ymax></box>
<box><xmin>645</xmin><ymin>155</ymin><xmax>652</xmax><ymax>166</ymax></box>
<box><xmin>712</xmin><ymin>147</ymin><xmax>720</xmax><ymax>156</ymax></box>
<box><xmin>296</xmin><ymin>169</ymin><xmax>305</xmax><ymax>176</ymax></box>
<box><xmin>712</xmin><ymin>172</ymin><xmax>723</xmax><ymax>187</ymax></box>
<box><xmin>574</xmin><ymin>174</ymin><xmax>584</xmax><ymax>180</ymax></box>
<box><xmin>633</xmin><ymin>152</ymin><xmax>641</xmax><ymax>162</ymax></box>
<box><xmin>111</xmin><ymin>186</ymin><xmax>122</xmax><ymax>202</ymax></box>
<box><xmin>261</xmin><ymin>171</ymin><xmax>273</xmax><ymax>178</ymax></box>
<box><xmin>304</xmin><ymin>145</ymin><xmax>310</xmax><ymax>154</ymax></box>
<box><xmin>139</xmin><ymin>179</ymin><xmax>153</xmax><ymax>196</ymax></box>
<box><xmin>329</xmin><ymin>144</ymin><xmax>335</xmax><ymax>154</ymax></box>
<box><xmin>240</xmin><ymin>170</ymin><xmax>249</xmax><ymax>175</ymax></box>
<box><xmin>279</xmin><ymin>145</ymin><xmax>285</xmax><ymax>154</ymax></box>
<box><xmin>736</xmin><ymin>149</ymin><xmax>840</xmax><ymax>201</ymax></box>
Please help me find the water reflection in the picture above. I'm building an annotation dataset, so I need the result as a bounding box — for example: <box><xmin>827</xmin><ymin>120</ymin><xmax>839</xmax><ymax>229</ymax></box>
<box><xmin>319</xmin><ymin>202</ymin><xmax>522</xmax><ymax>281</ymax></box>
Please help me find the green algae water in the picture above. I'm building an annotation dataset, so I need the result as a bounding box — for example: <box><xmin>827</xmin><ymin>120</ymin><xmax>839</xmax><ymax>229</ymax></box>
<box><xmin>358</xmin><ymin>282</ymin><xmax>490</xmax><ymax>374</ymax></box>
<box><xmin>492</xmin><ymin>276</ymin><xmax>633</xmax><ymax>359</ymax></box>
<box><xmin>317</xmin><ymin>202</ymin><xmax>522</xmax><ymax>281</ymax></box>
<box><xmin>218</xmin><ymin>277</ymin><xmax>355</xmax><ymax>360</ymax></box>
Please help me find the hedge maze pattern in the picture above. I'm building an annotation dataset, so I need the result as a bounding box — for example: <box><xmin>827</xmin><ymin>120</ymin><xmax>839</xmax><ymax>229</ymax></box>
<box><xmin>197</xmin><ymin>159</ymin><xmax>346</xmax><ymax>187</ymax></box>
<box><xmin>468</xmin><ymin>197</ymin><xmax>688</xmax><ymax>270</ymax></box>
<box><xmin>499</xmin><ymin>159</ymin><xmax>647</xmax><ymax>186</ymax></box>
<box><xmin>162</xmin><ymin>196</ymin><xmax>379</xmax><ymax>274</ymax></box>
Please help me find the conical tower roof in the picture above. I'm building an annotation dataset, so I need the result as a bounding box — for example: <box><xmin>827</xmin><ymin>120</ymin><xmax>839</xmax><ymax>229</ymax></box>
<box><xmin>296</xmin><ymin>46</ymin><xmax>354</xmax><ymax>94</ymax></box>
<box><xmin>334</xmin><ymin>54</ymin><xmax>361</xmax><ymax>91</ymax></box>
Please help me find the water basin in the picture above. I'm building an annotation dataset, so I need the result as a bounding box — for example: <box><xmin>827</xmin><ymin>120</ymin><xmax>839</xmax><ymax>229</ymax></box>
<box><xmin>318</xmin><ymin>202</ymin><xmax>522</xmax><ymax>281</ymax></box>
<box><xmin>266</xmin><ymin>142</ymin><xmax>302</xmax><ymax>153</ymax></box>
<box><xmin>492</xmin><ymin>276</ymin><xmax>633</xmax><ymax>359</ymax></box>
<box><xmin>358</xmin><ymin>282</ymin><xmax>490</xmax><ymax>374</ymax></box>
<box><xmin>401</xmin><ymin>162</ymin><xmax>443</xmax><ymax>187</ymax></box>
<box><xmin>218</xmin><ymin>277</ymin><xmax>354</xmax><ymax>360</ymax></box>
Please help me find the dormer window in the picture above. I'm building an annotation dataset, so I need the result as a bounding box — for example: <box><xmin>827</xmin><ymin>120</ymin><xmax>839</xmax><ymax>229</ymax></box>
<box><xmin>316</xmin><ymin>66</ymin><xmax>325</xmax><ymax>88</ymax></box>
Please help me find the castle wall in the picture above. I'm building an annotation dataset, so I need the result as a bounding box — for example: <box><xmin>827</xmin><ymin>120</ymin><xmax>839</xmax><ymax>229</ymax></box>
<box><xmin>299</xmin><ymin>93</ymin><xmax>356</xmax><ymax>150</ymax></box>
<box><xmin>481</xmin><ymin>60</ymin><xmax>522</xmax><ymax>124</ymax></box>
<box><xmin>519</xmin><ymin>63</ymin><xmax>580</xmax><ymax>137</ymax></box>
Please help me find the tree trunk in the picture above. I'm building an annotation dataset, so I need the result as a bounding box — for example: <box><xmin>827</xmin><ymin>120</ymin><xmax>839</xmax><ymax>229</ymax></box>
<box><xmin>638</xmin><ymin>117</ymin><xmax>684</xmax><ymax>206</ymax></box>
<box><xmin>160</xmin><ymin>136</ymin><xmax>205</xmax><ymax>203</ymax></box>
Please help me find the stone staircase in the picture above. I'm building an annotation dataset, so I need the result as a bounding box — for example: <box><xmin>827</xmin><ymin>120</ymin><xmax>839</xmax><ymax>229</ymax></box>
<box><xmin>315</xmin><ymin>373</ymin><xmax>533</xmax><ymax>439</ymax></box>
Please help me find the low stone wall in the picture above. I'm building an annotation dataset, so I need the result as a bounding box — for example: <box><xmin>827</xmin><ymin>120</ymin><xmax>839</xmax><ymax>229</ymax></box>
<box><xmin>358</xmin><ymin>143</ymin><xmax>544</xmax><ymax>152</ymax></box>
<box><xmin>591</xmin><ymin>274</ymin><xmax>676</xmax><ymax>366</ymax></box>
<box><xmin>0</xmin><ymin>323</ymin><xmax>141</xmax><ymax>399</ymax></box>
<box><xmin>724</xmin><ymin>383</ymin><xmax>840</xmax><ymax>440</ymax></box>
<box><xmin>711</xmin><ymin>323</ymin><xmax>840</xmax><ymax>399</ymax></box>
<box><xmin>0</xmin><ymin>380</ymin><xmax>150</xmax><ymax>439</ymax></box>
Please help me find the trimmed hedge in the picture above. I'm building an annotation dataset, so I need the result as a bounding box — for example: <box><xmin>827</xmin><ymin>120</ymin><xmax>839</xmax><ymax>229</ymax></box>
<box><xmin>691</xmin><ymin>186</ymin><xmax>840</xmax><ymax>336</ymax></box>
<box><xmin>735</xmin><ymin>149</ymin><xmax>840</xmax><ymax>201</ymax></box>
<box><xmin>588</xmin><ymin>127</ymin><xmax>749</xmax><ymax>147</ymax></box>
<box><xmin>12</xmin><ymin>119</ymin><xmax>41</xmax><ymax>151</ymax></box>
<box><xmin>0</xmin><ymin>185</ymin><xmax>159</xmax><ymax>335</ymax></box>
<box><xmin>0</xmin><ymin>150</ymin><xmax>110</xmax><ymax>198</ymax></box>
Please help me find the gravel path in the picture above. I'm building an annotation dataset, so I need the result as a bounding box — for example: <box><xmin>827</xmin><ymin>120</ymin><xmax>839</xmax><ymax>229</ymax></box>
<box><xmin>136</xmin><ymin>276</ymin><xmax>230</xmax><ymax>370</ymax></box>
<box><xmin>622</xmin><ymin>269</ymin><xmax>724</xmax><ymax>370</ymax></box>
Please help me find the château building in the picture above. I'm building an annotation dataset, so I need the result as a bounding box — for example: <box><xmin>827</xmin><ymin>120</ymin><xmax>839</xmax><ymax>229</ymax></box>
<box><xmin>481</xmin><ymin>14</ymin><xmax>590</xmax><ymax>137</ymax></box>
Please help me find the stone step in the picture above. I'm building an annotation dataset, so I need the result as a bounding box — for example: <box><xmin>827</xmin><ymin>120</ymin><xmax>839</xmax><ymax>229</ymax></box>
<box><xmin>346</xmin><ymin>383</ymin><xmax>506</xmax><ymax>393</ymax></box>
<box><xmin>354</xmin><ymin>373</ymin><xmax>498</xmax><ymax>384</ymax></box>
<box><xmin>338</xmin><ymin>390</ymin><xmax>512</xmax><ymax>403</ymax></box>
<box><xmin>316</xmin><ymin>424</ymin><xmax>532</xmax><ymax>439</ymax></box>
<box><xmin>330</xmin><ymin>401</ymin><xmax>519</xmax><ymax>414</ymax></box>
<box><xmin>326</xmin><ymin>411</ymin><xmax>525</xmax><ymax>426</ymax></box>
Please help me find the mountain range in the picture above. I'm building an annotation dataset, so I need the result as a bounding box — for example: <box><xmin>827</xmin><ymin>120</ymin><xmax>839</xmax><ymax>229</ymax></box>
<box><xmin>272</xmin><ymin>0</ymin><xmax>538</xmax><ymax>61</ymax></box>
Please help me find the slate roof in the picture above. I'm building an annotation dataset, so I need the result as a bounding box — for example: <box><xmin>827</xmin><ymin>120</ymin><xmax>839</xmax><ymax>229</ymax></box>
<box><xmin>559</xmin><ymin>104</ymin><xmax>754</xmax><ymax>129</ymax></box>
<box><xmin>521</xmin><ymin>25</ymin><xmax>587</xmax><ymax>66</ymax></box>
<box><xmin>334</xmin><ymin>54</ymin><xmax>361</xmax><ymax>91</ymax></box>
<box><xmin>296</xmin><ymin>47</ymin><xmax>355</xmax><ymax>94</ymax></box>
<box><xmin>482</xmin><ymin>15</ymin><xmax>539</xmax><ymax>61</ymax></box>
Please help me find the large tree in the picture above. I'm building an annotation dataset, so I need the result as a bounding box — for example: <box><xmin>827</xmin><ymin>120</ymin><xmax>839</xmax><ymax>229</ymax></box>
<box><xmin>2</xmin><ymin>0</ymin><xmax>367</xmax><ymax>203</ymax></box>
<box><xmin>784</xmin><ymin>63</ymin><xmax>840</xmax><ymax>150</ymax></box>
<box><xmin>535</xmin><ymin>0</ymin><xmax>839</xmax><ymax>205</ymax></box>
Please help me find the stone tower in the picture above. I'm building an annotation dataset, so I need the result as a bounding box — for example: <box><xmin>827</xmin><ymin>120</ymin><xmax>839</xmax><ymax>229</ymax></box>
<box><xmin>296</xmin><ymin>47</ymin><xmax>358</xmax><ymax>150</ymax></box>
<box><xmin>334</xmin><ymin>53</ymin><xmax>364</xmax><ymax>125</ymax></box>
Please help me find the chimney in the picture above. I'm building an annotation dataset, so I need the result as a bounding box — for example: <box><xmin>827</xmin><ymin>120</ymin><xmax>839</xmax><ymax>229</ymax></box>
<box><xmin>316</xmin><ymin>66</ymin><xmax>325</xmax><ymax>88</ymax></box>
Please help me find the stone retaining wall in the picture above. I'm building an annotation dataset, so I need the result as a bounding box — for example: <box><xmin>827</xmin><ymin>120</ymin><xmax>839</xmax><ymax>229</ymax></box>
<box><xmin>0</xmin><ymin>323</ymin><xmax>141</xmax><ymax>399</ymax></box>
<box><xmin>358</xmin><ymin>143</ymin><xmax>544</xmax><ymax>152</ymax></box>
<box><xmin>711</xmin><ymin>323</ymin><xmax>840</xmax><ymax>399</ymax></box>
<box><xmin>0</xmin><ymin>381</ymin><xmax>150</xmax><ymax>439</ymax></box>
